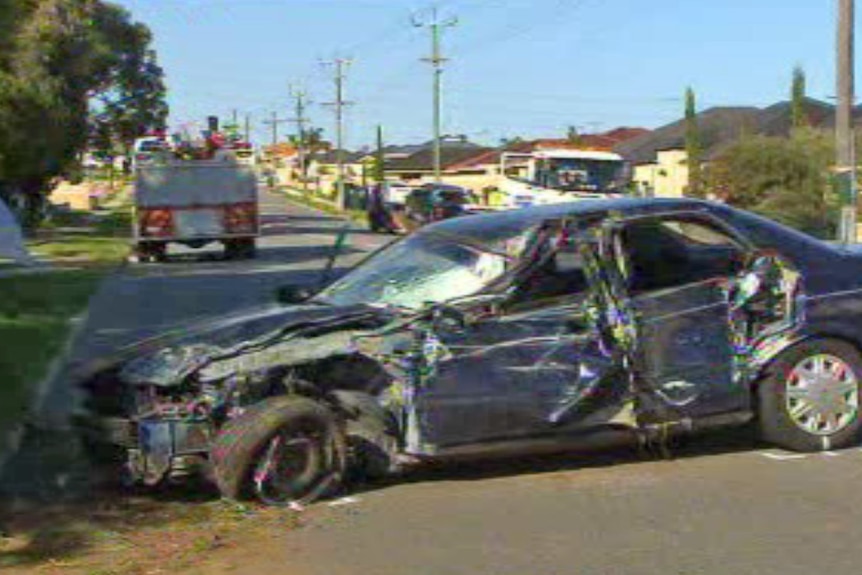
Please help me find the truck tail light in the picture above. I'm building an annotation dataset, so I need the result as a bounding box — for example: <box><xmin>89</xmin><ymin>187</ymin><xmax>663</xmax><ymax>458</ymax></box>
<box><xmin>223</xmin><ymin>202</ymin><xmax>257</xmax><ymax>234</ymax></box>
<box><xmin>140</xmin><ymin>208</ymin><xmax>174</xmax><ymax>237</ymax></box>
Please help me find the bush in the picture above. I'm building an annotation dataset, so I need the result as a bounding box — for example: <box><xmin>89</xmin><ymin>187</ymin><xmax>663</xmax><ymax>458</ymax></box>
<box><xmin>706</xmin><ymin>129</ymin><xmax>839</xmax><ymax>239</ymax></box>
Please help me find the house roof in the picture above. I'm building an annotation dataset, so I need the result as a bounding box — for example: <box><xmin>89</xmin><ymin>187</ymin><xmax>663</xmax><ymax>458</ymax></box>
<box><xmin>385</xmin><ymin>146</ymin><xmax>493</xmax><ymax>172</ymax></box>
<box><xmin>756</xmin><ymin>98</ymin><xmax>836</xmax><ymax>137</ymax></box>
<box><xmin>615</xmin><ymin>98</ymin><xmax>862</xmax><ymax>165</ymax></box>
<box><xmin>615</xmin><ymin>106</ymin><xmax>762</xmax><ymax>164</ymax></box>
<box><xmin>310</xmin><ymin>149</ymin><xmax>366</xmax><ymax>164</ymax></box>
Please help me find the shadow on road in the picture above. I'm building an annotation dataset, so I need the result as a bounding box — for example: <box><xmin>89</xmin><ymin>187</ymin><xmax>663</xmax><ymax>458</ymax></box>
<box><xmin>0</xmin><ymin>423</ymin><xmax>765</xmax><ymax>568</ymax></box>
<box><xmin>352</xmin><ymin>425</ymin><xmax>763</xmax><ymax>495</ymax></box>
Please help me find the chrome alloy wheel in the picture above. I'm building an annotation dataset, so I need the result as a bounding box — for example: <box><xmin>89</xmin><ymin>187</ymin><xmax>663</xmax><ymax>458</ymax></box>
<box><xmin>785</xmin><ymin>353</ymin><xmax>859</xmax><ymax>435</ymax></box>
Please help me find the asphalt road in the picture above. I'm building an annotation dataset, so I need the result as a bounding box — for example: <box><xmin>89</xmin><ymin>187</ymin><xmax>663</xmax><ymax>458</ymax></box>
<box><xmin>68</xmin><ymin>190</ymin><xmax>392</xmax><ymax>365</ymax></box>
<box><xmin>17</xmin><ymin>191</ymin><xmax>862</xmax><ymax>574</ymax></box>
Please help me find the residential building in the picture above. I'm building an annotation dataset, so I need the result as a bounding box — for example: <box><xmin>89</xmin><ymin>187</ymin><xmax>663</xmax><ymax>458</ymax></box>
<box><xmin>617</xmin><ymin>98</ymin><xmax>856</xmax><ymax>197</ymax></box>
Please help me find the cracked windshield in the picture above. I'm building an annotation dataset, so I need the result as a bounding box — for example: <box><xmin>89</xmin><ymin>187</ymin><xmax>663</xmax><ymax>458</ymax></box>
<box><xmin>317</xmin><ymin>233</ymin><xmax>515</xmax><ymax>309</ymax></box>
<box><xmin>3</xmin><ymin>1</ymin><xmax>862</xmax><ymax>574</ymax></box>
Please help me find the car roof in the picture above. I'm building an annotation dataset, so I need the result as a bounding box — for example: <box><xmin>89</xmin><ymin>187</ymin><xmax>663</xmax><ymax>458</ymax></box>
<box><xmin>423</xmin><ymin>197</ymin><xmax>709</xmax><ymax>244</ymax></box>
<box><xmin>420</xmin><ymin>197</ymin><xmax>844</xmax><ymax>277</ymax></box>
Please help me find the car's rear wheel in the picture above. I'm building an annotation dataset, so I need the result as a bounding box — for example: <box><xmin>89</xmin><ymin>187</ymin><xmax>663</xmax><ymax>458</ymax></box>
<box><xmin>758</xmin><ymin>338</ymin><xmax>862</xmax><ymax>451</ymax></box>
<box><xmin>211</xmin><ymin>396</ymin><xmax>346</xmax><ymax>506</ymax></box>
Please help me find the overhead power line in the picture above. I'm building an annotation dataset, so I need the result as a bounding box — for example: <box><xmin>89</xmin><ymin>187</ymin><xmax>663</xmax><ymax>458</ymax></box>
<box><xmin>262</xmin><ymin>111</ymin><xmax>289</xmax><ymax>146</ymax></box>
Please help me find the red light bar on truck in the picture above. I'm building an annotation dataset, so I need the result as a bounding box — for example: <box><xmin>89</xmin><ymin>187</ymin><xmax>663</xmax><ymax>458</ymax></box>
<box><xmin>139</xmin><ymin>208</ymin><xmax>174</xmax><ymax>237</ymax></box>
<box><xmin>223</xmin><ymin>202</ymin><xmax>257</xmax><ymax>234</ymax></box>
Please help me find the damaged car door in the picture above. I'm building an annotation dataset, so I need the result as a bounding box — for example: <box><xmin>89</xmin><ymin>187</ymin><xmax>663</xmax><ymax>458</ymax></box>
<box><xmin>410</xmin><ymin>220</ymin><xmax>624</xmax><ymax>450</ymax></box>
<box><xmin>609</xmin><ymin>214</ymin><xmax>755</xmax><ymax>419</ymax></box>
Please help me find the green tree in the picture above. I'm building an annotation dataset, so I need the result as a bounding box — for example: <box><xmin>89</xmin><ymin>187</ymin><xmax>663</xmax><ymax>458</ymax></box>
<box><xmin>499</xmin><ymin>136</ymin><xmax>524</xmax><ymax>147</ymax></box>
<box><xmin>791</xmin><ymin>65</ymin><xmax>808</xmax><ymax>129</ymax></box>
<box><xmin>706</xmin><ymin>128</ymin><xmax>837</xmax><ymax>238</ymax></box>
<box><xmin>566</xmin><ymin>125</ymin><xmax>581</xmax><ymax>145</ymax></box>
<box><xmin>684</xmin><ymin>86</ymin><xmax>704</xmax><ymax>198</ymax></box>
<box><xmin>0</xmin><ymin>0</ymin><xmax>167</xmax><ymax>226</ymax></box>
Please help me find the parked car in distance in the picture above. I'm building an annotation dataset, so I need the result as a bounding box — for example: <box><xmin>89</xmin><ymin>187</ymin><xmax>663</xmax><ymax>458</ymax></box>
<box><xmin>382</xmin><ymin>181</ymin><xmax>415</xmax><ymax>205</ymax></box>
<box><xmin>80</xmin><ymin>197</ymin><xmax>862</xmax><ymax>507</ymax></box>
<box><xmin>404</xmin><ymin>184</ymin><xmax>473</xmax><ymax>226</ymax></box>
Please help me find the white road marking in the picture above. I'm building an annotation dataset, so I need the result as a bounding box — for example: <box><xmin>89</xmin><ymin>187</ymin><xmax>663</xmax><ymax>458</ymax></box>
<box><xmin>759</xmin><ymin>452</ymin><xmax>808</xmax><ymax>461</ymax></box>
<box><xmin>328</xmin><ymin>496</ymin><xmax>362</xmax><ymax>507</ymax></box>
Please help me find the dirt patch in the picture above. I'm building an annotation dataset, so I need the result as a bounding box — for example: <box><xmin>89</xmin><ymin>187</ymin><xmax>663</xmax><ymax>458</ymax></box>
<box><xmin>0</xmin><ymin>489</ymin><xmax>306</xmax><ymax>575</ymax></box>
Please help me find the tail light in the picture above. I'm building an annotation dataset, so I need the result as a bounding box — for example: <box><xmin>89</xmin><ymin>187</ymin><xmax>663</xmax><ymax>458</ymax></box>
<box><xmin>223</xmin><ymin>202</ymin><xmax>257</xmax><ymax>233</ymax></box>
<box><xmin>140</xmin><ymin>209</ymin><xmax>174</xmax><ymax>237</ymax></box>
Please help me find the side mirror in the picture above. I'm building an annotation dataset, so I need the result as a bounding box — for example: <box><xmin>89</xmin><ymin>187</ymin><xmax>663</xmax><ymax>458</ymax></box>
<box><xmin>275</xmin><ymin>284</ymin><xmax>314</xmax><ymax>305</ymax></box>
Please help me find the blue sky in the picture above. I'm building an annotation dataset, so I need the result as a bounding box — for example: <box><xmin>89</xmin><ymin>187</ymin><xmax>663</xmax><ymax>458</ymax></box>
<box><xmin>116</xmin><ymin>0</ymin><xmax>844</xmax><ymax>148</ymax></box>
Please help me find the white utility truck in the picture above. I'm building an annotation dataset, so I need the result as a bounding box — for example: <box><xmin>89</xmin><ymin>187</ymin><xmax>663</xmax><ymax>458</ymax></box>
<box><xmin>494</xmin><ymin>149</ymin><xmax>628</xmax><ymax>209</ymax></box>
<box><xmin>131</xmin><ymin>151</ymin><xmax>259</xmax><ymax>262</ymax></box>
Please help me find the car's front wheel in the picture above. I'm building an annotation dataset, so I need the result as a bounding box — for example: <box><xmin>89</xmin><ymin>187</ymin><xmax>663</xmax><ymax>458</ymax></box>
<box><xmin>758</xmin><ymin>338</ymin><xmax>862</xmax><ymax>451</ymax></box>
<box><xmin>211</xmin><ymin>396</ymin><xmax>346</xmax><ymax>506</ymax></box>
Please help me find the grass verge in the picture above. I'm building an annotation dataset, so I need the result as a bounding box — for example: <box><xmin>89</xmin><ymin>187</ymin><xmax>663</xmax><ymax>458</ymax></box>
<box><xmin>0</xmin><ymin>270</ymin><xmax>106</xmax><ymax>441</ymax></box>
<box><xmin>276</xmin><ymin>186</ymin><xmax>369</xmax><ymax>226</ymax></box>
<box><xmin>31</xmin><ymin>208</ymin><xmax>132</xmax><ymax>264</ymax></box>
<box><xmin>2</xmin><ymin>208</ymin><xmax>130</xmax><ymax>450</ymax></box>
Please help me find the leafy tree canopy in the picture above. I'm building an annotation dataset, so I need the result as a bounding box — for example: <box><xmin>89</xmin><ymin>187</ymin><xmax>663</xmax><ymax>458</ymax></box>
<box><xmin>706</xmin><ymin>128</ymin><xmax>838</xmax><ymax>238</ymax></box>
<box><xmin>0</xmin><ymin>0</ymin><xmax>168</xmax><ymax>224</ymax></box>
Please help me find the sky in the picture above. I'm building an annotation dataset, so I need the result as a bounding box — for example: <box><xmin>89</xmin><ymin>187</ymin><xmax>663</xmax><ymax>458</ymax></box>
<box><xmin>116</xmin><ymin>0</ymin><xmax>846</xmax><ymax>148</ymax></box>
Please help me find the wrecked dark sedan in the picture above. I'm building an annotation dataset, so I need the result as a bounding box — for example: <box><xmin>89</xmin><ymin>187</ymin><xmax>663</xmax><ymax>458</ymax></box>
<box><xmin>79</xmin><ymin>198</ymin><xmax>862</xmax><ymax>506</ymax></box>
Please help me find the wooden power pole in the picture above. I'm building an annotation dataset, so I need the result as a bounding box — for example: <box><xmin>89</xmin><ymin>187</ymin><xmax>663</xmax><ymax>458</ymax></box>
<box><xmin>837</xmin><ymin>0</ymin><xmax>857</xmax><ymax>243</ymax></box>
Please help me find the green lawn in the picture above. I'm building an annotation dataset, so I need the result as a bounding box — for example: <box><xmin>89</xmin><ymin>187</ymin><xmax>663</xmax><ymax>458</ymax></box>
<box><xmin>278</xmin><ymin>186</ymin><xmax>369</xmax><ymax>226</ymax></box>
<box><xmin>0</xmin><ymin>270</ymin><xmax>105</xmax><ymax>438</ymax></box>
<box><xmin>1</xmin><ymin>208</ymin><xmax>131</xmax><ymax>444</ymax></box>
<box><xmin>29</xmin><ymin>208</ymin><xmax>132</xmax><ymax>264</ymax></box>
<box><xmin>29</xmin><ymin>236</ymin><xmax>130</xmax><ymax>263</ymax></box>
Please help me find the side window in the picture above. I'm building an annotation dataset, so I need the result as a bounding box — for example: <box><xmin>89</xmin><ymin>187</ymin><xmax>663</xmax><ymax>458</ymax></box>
<box><xmin>511</xmin><ymin>226</ymin><xmax>589</xmax><ymax>306</ymax></box>
<box><xmin>621</xmin><ymin>216</ymin><xmax>745</xmax><ymax>294</ymax></box>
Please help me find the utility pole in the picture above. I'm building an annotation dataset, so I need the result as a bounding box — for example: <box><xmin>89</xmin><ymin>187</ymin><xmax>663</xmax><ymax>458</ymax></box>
<box><xmin>837</xmin><ymin>0</ymin><xmax>857</xmax><ymax>243</ymax></box>
<box><xmin>321</xmin><ymin>58</ymin><xmax>353</xmax><ymax>210</ymax></box>
<box><xmin>289</xmin><ymin>87</ymin><xmax>311</xmax><ymax>193</ymax></box>
<box><xmin>376</xmin><ymin>124</ymin><xmax>385</xmax><ymax>184</ymax></box>
<box><xmin>263</xmin><ymin>111</ymin><xmax>288</xmax><ymax>146</ymax></box>
<box><xmin>244</xmin><ymin>114</ymin><xmax>251</xmax><ymax>142</ymax></box>
<box><xmin>414</xmin><ymin>7</ymin><xmax>457</xmax><ymax>183</ymax></box>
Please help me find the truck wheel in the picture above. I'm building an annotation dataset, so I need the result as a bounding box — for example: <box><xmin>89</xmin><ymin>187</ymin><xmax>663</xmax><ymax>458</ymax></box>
<box><xmin>758</xmin><ymin>338</ymin><xmax>862</xmax><ymax>452</ymax></box>
<box><xmin>151</xmin><ymin>242</ymin><xmax>168</xmax><ymax>263</ymax></box>
<box><xmin>210</xmin><ymin>396</ymin><xmax>347</xmax><ymax>506</ymax></box>
<box><xmin>224</xmin><ymin>240</ymin><xmax>241</xmax><ymax>260</ymax></box>
<box><xmin>241</xmin><ymin>239</ymin><xmax>257</xmax><ymax>259</ymax></box>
